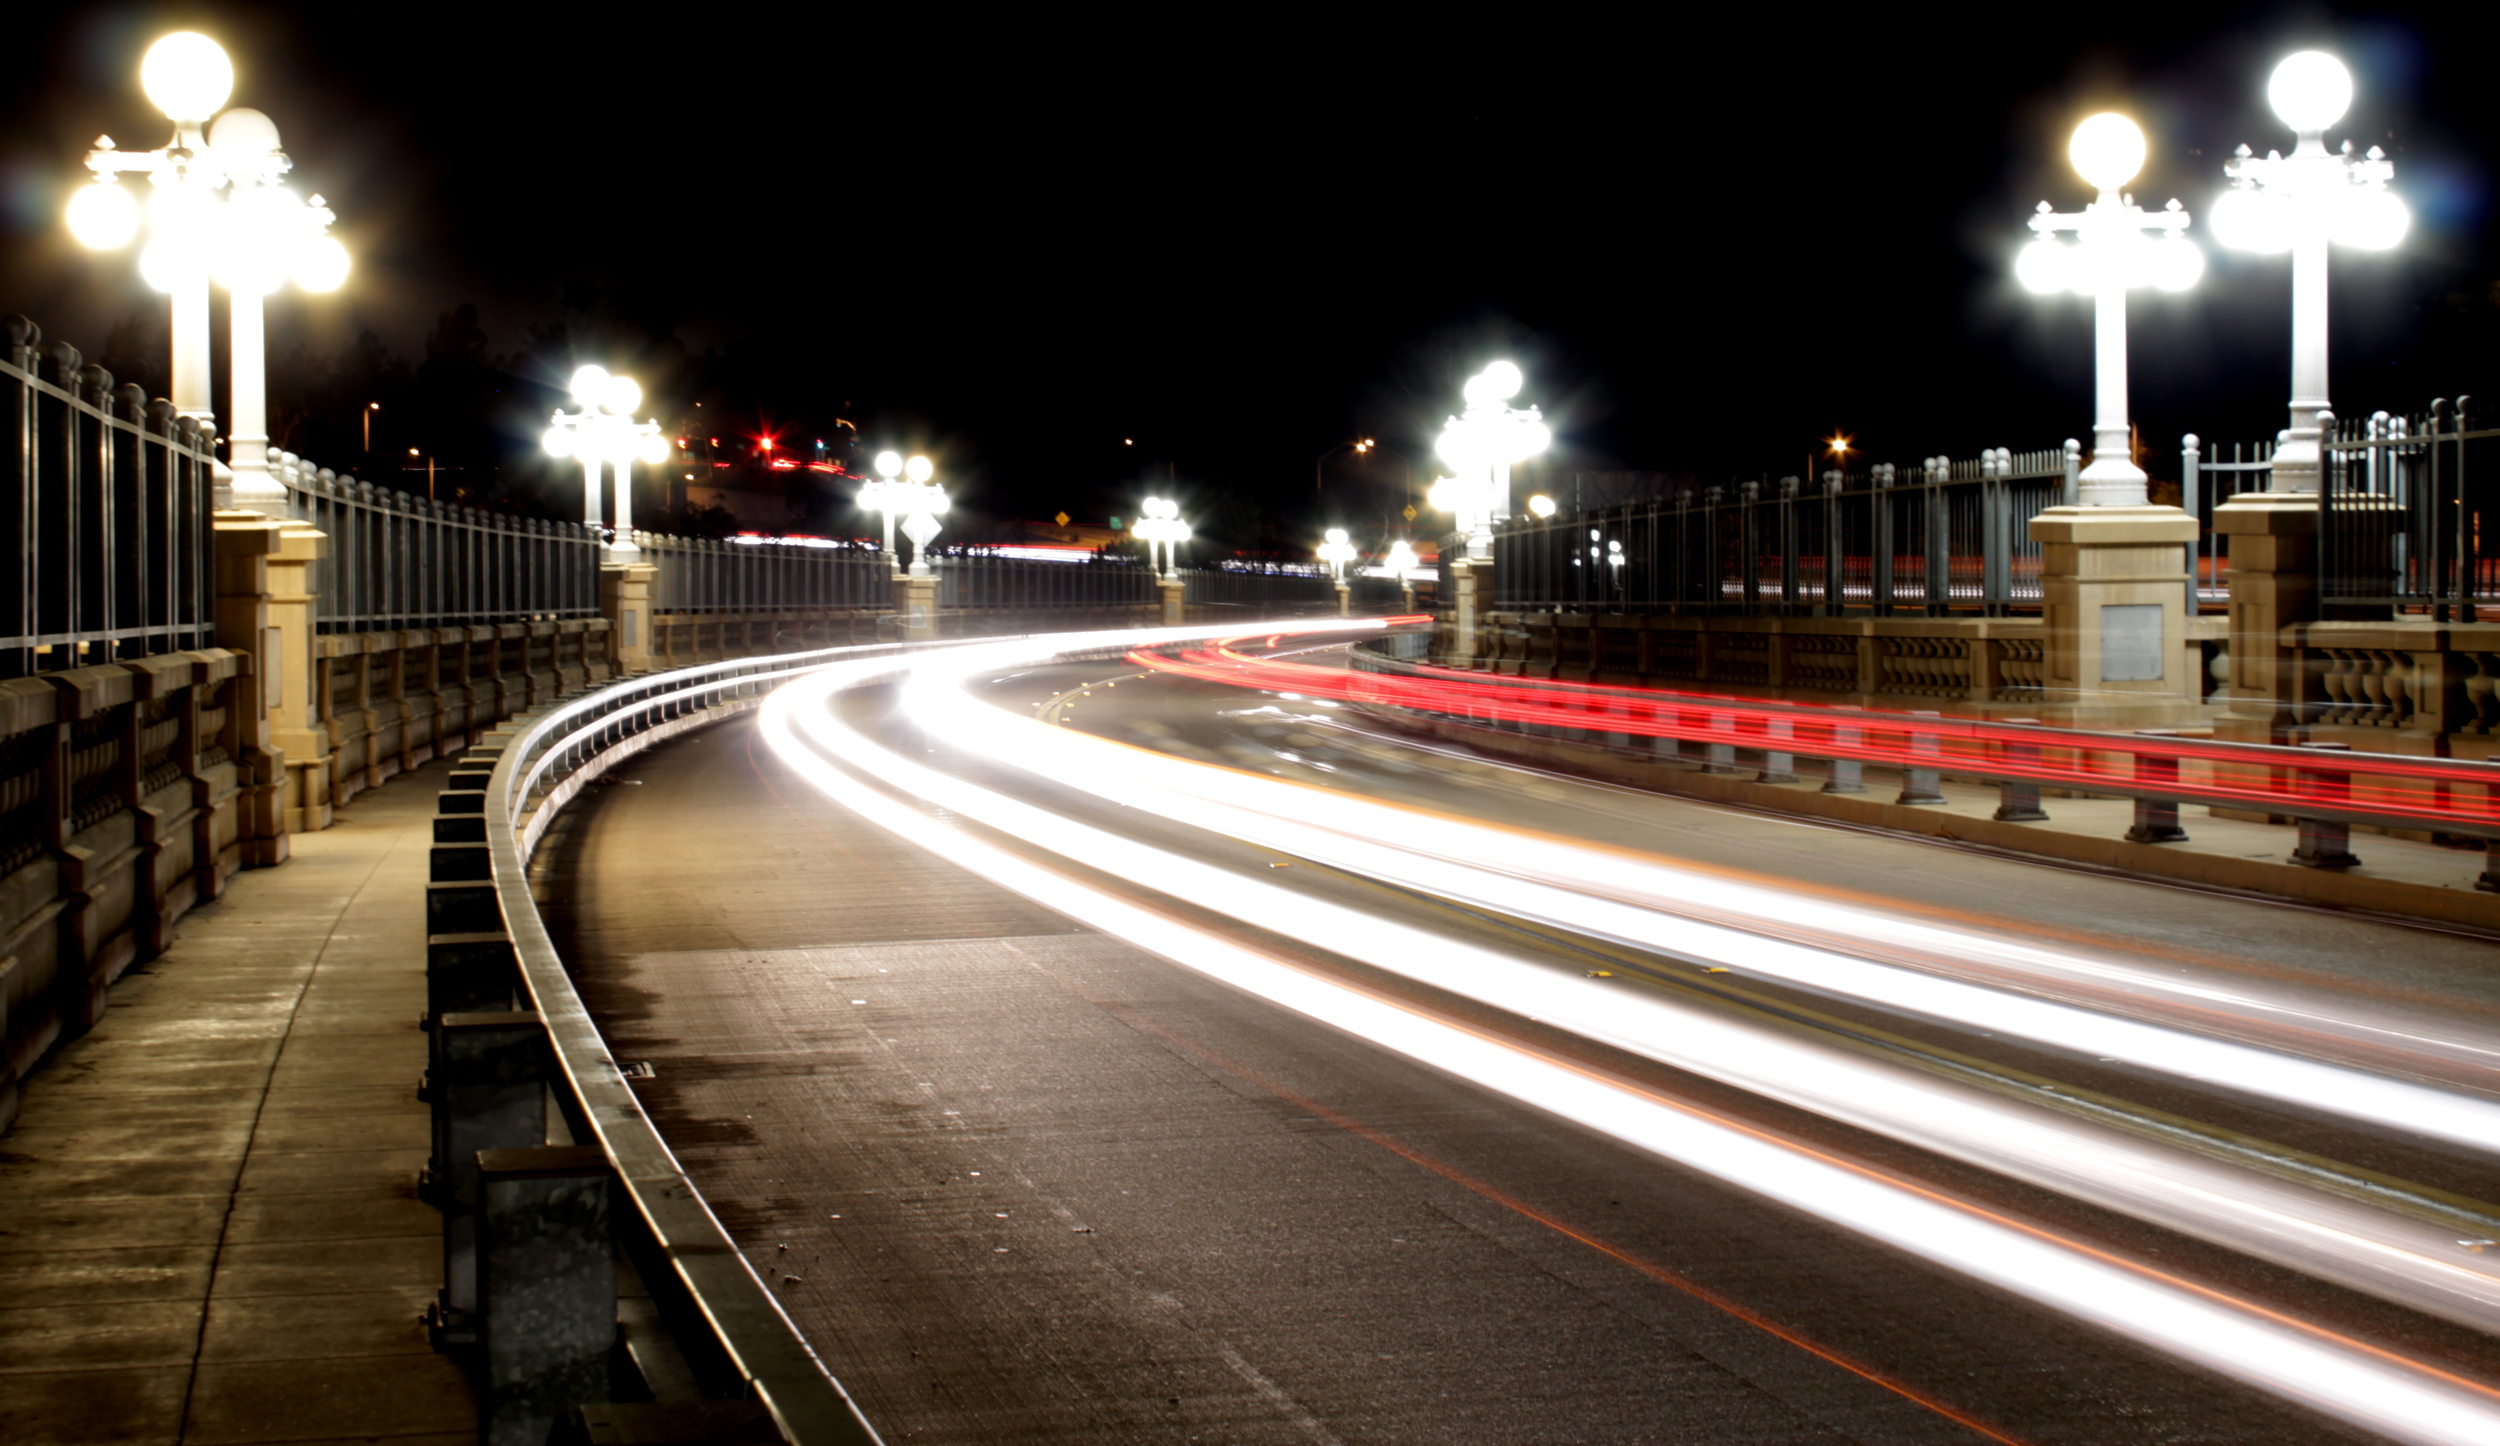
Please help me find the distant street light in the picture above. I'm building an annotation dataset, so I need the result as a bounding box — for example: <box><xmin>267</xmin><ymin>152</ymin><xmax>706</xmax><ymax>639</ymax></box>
<box><xmin>2209</xmin><ymin>51</ymin><xmax>2408</xmax><ymax>494</ymax></box>
<box><xmin>1526</xmin><ymin>494</ymin><xmax>1557</xmax><ymax>519</ymax></box>
<box><xmin>363</xmin><ymin>400</ymin><xmax>379</xmax><ymax>454</ymax></box>
<box><xmin>68</xmin><ymin>31</ymin><xmax>350</xmax><ymax>511</ymax></box>
<box><xmin>859</xmin><ymin>452</ymin><xmax>946</xmax><ymax>575</ymax></box>
<box><xmin>542</xmin><ymin>365</ymin><xmax>669</xmax><ymax>554</ymax></box>
<box><xmin>1133</xmin><ymin>496</ymin><xmax>1191</xmax><ymax>579</ymax></box>
<box><xmin>1314</xmin><ymin>437</ymin><xmax>1377</xmax><ymax>495</ymax></box>
<box><xmin>1318</xmin><ymin>526</ymin><xmax>1358</xmax><ymax>581</ymax></box>
<box><xmin>1433</xmin><ymin>361</ymin><xmax>1551</xmax><ymax>560</ymax></box>
<box><xmin>2016</xmin><ymin>113</ymin><xmax>2203</xmax><ymax>505</ymax></box>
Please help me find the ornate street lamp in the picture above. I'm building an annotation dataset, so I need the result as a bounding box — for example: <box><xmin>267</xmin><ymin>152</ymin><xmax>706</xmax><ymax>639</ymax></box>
<box><xmin>67</xmin><ymin>32</ymin><xmax>349</xmax><ymax>512</ymax></box>
<box><xmin>1133</xmin><ymin>496</ymin><xmax>1190</xmax><ymax>578</ymax></box>
<box><xmin>1432</xmin><ymin>361</ymin><xmax>1551</xmax><ymax>560</ymax></box>
<box><xmin>1318</xmin><ymin>526</ymin><xmax>1357</xmax><ymax>581</ymax></box>
<box><xmin>2209</xmin><ymin>51</ymin><xmax>2408</xmax><ymax>494</ymax></box>
<box><xmin>858</xmin><ymin>452</ymin><xmax>946</xmax><ymax>575</ymax></box>
<box><xmin>2015</xmin><ymin>114</ymin><xmax>2204</xmax><ymax>505</ymax></box>
<box><xmin>542</xmin><ymin>365</ymin><xmax>669</xmax><ymax>553</ymax></box>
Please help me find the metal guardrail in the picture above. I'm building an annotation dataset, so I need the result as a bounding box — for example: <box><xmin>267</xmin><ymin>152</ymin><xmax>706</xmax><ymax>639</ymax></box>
<box><xmin>1345</xmin><ymin>638</ymin><xmax>2500</xmax><ymax>874</ymax></box>
<box><xmin>431</xmin><ymin>644</ymin><xmax>1018</xmax><ymax>1444</ymax></box>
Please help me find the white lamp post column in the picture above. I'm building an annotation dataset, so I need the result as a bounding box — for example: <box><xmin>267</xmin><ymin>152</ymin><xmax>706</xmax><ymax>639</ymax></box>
<box><xmin>2210</xmin><ymin>51</ymin><xmax>2408</xmax><ymax>494</ymax></box>
<box><xmin>2015</xmin><ymin>114</ymin><xmax>2204</xmax><ymax>505</ymax></box>
<box><xmin>1432</xmin><ymin>361</ymin><xmax>1551</xmax><ymax>562</ymax></box>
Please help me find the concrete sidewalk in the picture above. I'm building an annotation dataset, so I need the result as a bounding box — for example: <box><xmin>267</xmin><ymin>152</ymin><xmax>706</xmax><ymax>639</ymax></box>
<box><xmin>0</xmin><ymin>759</ymin><xmax>473</xmax><ymax>1445</ymax></box>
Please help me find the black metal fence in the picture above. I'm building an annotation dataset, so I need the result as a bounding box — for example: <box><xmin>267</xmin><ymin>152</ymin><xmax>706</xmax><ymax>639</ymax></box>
<box><xmin>1493</xmin><ymin>445</ymin><xmax>2077</xmax><ymax>617</ymax></box>
<box><xmin>2316</xmin><ymin>400</ymin><xmax>2499</xmax><ymax>619</ymax></box>
<box><xmin>630</xmin><ymin>532</ymin><xmax>891</xmax><ymax>615</ymax></box>
<box><xmin>281</xmin><ymin>457</ymin><xmax>603</xmax><ymax>634</ymax></box>
<box><xmin>939</xmin><ymin>553</ymin><xmax>1156</xmax><ymax>610</ymax></box>
<box><xmin>3</xmin><ymin>318</ymin><xmax>218</xmax><ymax>679</ymax></box>
<box><xmin>1184</xmin><ymin>566</ymin><xmax>1337</xmax><ymax>612</ymax></box>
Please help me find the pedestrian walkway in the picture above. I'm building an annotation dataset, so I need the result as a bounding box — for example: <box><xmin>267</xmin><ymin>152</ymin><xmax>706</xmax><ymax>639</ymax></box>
<box><xmin>0</xmin><ymin>759</ymin><xmax>474</xmax><ymax>1445</ymax></box>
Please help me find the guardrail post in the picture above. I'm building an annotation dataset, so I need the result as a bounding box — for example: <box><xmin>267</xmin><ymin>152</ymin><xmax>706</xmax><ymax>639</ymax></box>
<box><xmin>2124</xmin><ymin>729</ymin><xmax>2189</xmax><ymax>843</ymax></box>
<box><xmin>2290</xmin><ymin>741</ymin><xmax>2361</xmax><ymax>868</ymax></box>
<box><xmin>477</xmin><ymin>1145</ymin><xmax>615</xmax><ymax>1446</ymax></box>
<box><xmin>1896</xmin><ymin>712</ymin><xmax>1944</xmax><ymax>805</ymax></box>
<box><xmin>426</xmin><ymin>1011</ymin><xmax>548</xmax><ymax>1346</ymax></box>
<box><xmin>1822</xmin><ymin>723</ymin><xmax>1865</xmax><ymax>793</ymax></box>
<box><xmin>1702</xmin><ymin>707</ymin><xmax>1742</xmax><ymax>775</ymax></box>
<box><xmin>1756</xmin><ymin>715</ymin><xmax>1798</xmax><ymax>784</ymax></box>
<box><xmin>1993</xmin><ymin>719</ymin><xmax>2048</xmax><ymax>821</ymax></box>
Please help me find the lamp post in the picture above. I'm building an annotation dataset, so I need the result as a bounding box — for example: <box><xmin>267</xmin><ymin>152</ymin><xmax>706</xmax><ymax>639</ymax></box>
<box><xmin>860</xmin><ymin>452</ymin><xmax>944</xmax><ymax>574</ymax></box>
<box><xmin>66</xmin><ymin>32</ymin><xmax>350</xmax><ymax>512</ymax></box>
<box><xmin>1384</xmin><ymin>538</ymin><xmax>1419</xmax><ymax>612</ymax></box>
<box><xmin>542</xmin><ymin>365</ymin><xmax>669</xmax><ymax>555</ymax></box>
<box><xmin>2015</xmin><ymin>113</ymin><xmax>2204</xmax><ymax>505</ymax></box>
<box><xmin>1432</xmin><ymin>361</ymin><xmax>1551</xmax><ymax>560</ymax></box>
<box><xmin>1134</xmin><ymin>496</ymin><xmax>1190</xmax><ymax>579</ymax></box>
<box><xmin>2209</xmin><ymin>51</ymin><xmax>2408</xmax><ymax>494</ymax></box>
<box><xmin>1319</xmin><ymin>526</ymin><xmax>1357</xmax><ymax>616</ymax></box>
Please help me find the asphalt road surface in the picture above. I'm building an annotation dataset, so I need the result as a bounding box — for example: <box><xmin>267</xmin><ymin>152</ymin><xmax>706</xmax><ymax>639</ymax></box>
<box><xmin>530</xmin><ymin>645</ymin><xmax>2500</xmax><ymax>1445</ymax></box>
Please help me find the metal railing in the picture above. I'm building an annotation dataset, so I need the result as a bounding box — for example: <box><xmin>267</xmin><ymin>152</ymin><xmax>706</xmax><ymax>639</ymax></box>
<box><xmin>280</xmin><ymin>456</ymin><xmax>601</xmax><ymax>633</ymax></box>
<box><xmin>1493</xmin><ymin>445</ymin><xmax>2078</xmax><ymax>617</ymax></box>
<box><xmin>2318</xmin><ymin>400</ymin><xmax>2499</xmax><ymax>619</ymax></box>
<box><xmin>938</xmin><ymin>552</ymin><xmax>1155</xmax><ymax>610</ymax></box>
<box><xmin>1183</xmin><ymin>565</ymin><xmax>1337</xmax><ymax>612</ymax></box>
<box><xmin>443</xmin><ymin>646</ymin><xmax>964</xmax><ymax>1443</ymax></box>
<box><xmin>2181</xmin><ymin>433</ymin><xmax>2273</xmax><ymax>608</ymax></box>
<box><xmin>2</xmin><ymin>317</ymin><xmax>218</xmax><ymax>679</ymax></box>
<box><xmin>632</xmin><ymin>533</ymin><xmax>891</xmax><ymax>614</ymax></box>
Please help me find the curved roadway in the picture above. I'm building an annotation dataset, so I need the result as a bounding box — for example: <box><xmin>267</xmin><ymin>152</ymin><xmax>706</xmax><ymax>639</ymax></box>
<box><xmin>529</xmin><ymin>635</ymin><xmax>2500</xmax><ymax>1445</ymax></box>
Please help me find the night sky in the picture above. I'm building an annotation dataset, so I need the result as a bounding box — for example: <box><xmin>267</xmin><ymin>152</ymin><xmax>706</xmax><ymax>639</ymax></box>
<box><xmin>2</xmin><ymin>2</ymin><xmax>2495</xmax><ymax>537</ymax></box>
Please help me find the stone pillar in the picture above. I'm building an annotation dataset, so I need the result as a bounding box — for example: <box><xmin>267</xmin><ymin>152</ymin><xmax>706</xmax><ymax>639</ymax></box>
<box><xmin>263</xmin><ymin>519</ymin><xmax>333</xmax><ymax>832</ymax></box>
<box><xmin>892</xmin><ymin>572</ymin><xmax>938</xmax><ymax>642</ymax></box>
<box><xmin>2026</xmin><ymin>504</ymin><xmax>2198</xmax><ymax>727</ymax></box>
<box><xmin>2210</xmin><ymin>493</ymin><xmax>2317</xmax><ymax>745</ymax></box>
<box><xmin>1443</xmin><ymin>559</ymin><xmax>1485</xmax><ymax>668</ymax></box>
<box><xmin>598</xmin><ymin>563</ymin><xmax>658</xmax><ymax>674</ymax></box>
<box><xmin>211</xmin><ymin>512</ymin><xmax>320</xmax><ymax>860</ymax></box>
<box><xmin>1333</xmin><ymin>581</ymin><xmax>1351</xmax><ymax>617</ymax></box>
<box><xmin>1158</xmin><ymin>577</ymin><xmax>1185</xmax><ymax>627</ymax></box>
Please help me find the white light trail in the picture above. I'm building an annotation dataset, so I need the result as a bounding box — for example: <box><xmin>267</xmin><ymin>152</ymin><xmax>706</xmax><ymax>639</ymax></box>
<box><xmin>758</xmin><ymin>649</ymin><xmax>2500</xmax><ymax>1446</ymax></box>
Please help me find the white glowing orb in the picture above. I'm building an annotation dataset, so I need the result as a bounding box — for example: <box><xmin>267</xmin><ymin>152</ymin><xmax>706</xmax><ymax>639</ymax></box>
<box><xmin>2269</xmin><ymin>51</ymin><xmax>2354</xmax><ymax>134</ymax></box>
<box><xmin>874</xmin><ymin>449</ymin><xmax>903</xmax><ymax>478</ymax></box>
<box><xmin>2069</xmin><ymin>113</ymin><xmax>2147</xmax><ymax>192</ymax></box>
<box><xmin>904</xmin><ymin>454</ymin><xmax>934</xmax><ymax>483</ymax></box>
<box><xmin>2332</xmin><ymin>186</ymin><xmax>2409</xmax><ymax>251</ymax></box>
<box><xmin>568</xmin><ymin>365</ymin><xmax>610</xmax><ymax>407</ymax></box>
<box><xmin>65</xmin><ymin>183</ymin><xmax>139</xmax><ymax>250</ymax></box>
<box><xmin>136</xmin><ymin>235</ymin><xmax>203</xmax><ymax>293</ymax></box>
<box><xmin>140</xmin><ymin>32</ymin><xmax>234</xmax><ymax>124</ymax></box>
<box><xmin>204</xmin><ymin>106</ymin><xmax>281</xmax><ymax>157</ymax></box>
<box><xmin>601</xmin><ymin>373</ymin><xmax>642</xmax><ymax>416</ymax></box>
<box><xmin>2015</xmin><ymin>237</ymin><xmax>2072</xmax><ymax>294</ymax></box>
<box><xmin>1462</xmin><ymin>360</ymin><xmax>1524</xmax><ymax>405</ymax></box>
<box><xmin>292</xmin><ymin>234</ymin><xmax>350</xmax><ymax>292</ymax></box>
<box><xmin>1528</xmin><ymin>494</ymin><xmax>1557</xmax><ymax>518</ymax></box>
<box><xmin>638</xmin><ymin>430</ymin><xmax>672</xmax><ymax>466</ymax></box>
<box><xmin>2208</xmin><ymin>186</ymin><xmax>2293</xmax><ymax>254</ymax></box>
<box><xmin>542</xmin><ymin>425</ymin><xmax>577</xmax><ymax>459</ymax></box>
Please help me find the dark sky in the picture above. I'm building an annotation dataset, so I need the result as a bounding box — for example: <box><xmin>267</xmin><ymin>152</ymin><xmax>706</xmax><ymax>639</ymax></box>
<box><xmin>3</xmin><ymin>2</ymin><xmax>2495</xmax><ymax>529</ymax></box>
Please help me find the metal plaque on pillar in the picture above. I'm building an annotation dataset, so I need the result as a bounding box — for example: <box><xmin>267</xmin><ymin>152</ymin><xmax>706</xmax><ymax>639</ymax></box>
<box><xmin>2100</xmin><ymin>603</ymin><xmax>2164</xmax><ymax>681</ymax></box>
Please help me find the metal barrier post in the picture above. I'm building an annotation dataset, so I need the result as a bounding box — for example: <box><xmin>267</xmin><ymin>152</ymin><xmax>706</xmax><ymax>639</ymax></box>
<box><xmin>428</xmin><ymin>1012</ymin><xmax>549</xmax><ymax>1343</ymax></box>
<box><xmin>2290</xmin><ymin>741</ymin><xmax>2362</xmax><ymax>868</ymax></box>
<box><xmin>1757</xmin><ymin>715</ymin><xmax>1798</xmax><ymax>784</ymax></box>
<box><xmin>1823</xmin><ymin>723</ymin><xmax>1865</xmax><ymax>793</ymax></box>
<box><xmin>1993</xmin><ymin>719</ymin><xmax>2048</xmax><ymax>821</ymax></box>
<box><xmin>478</xmin><ymin>1145</ymin><xmax>615</xmax><ymax>1446</ymax></box>
<box><xmin>2125</xmin><ymin>730</ymin><xmax>2189</xmax><ymax>843</ymax></box>
<box><xmin>1896</xmin><ymin>712</ymin><xmax>1944</xmax><ymax>805</ymax></box>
